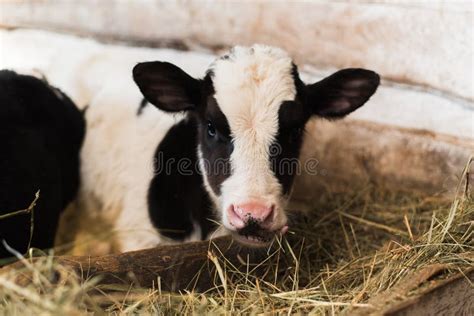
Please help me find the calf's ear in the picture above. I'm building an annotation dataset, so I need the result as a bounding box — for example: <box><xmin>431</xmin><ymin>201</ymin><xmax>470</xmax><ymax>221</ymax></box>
<box><xmin>304</xmin><ymin>68</ymin><xmax>380</xmax><ymax>118</ymax></box>
<box><xmin>133</xmin><ymin>61</ymin><xmax>200</xmax><ymax>112</ymax></box>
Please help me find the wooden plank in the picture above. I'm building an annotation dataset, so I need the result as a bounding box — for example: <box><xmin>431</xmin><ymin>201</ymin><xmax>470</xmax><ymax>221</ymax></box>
<box><xmin>351</xmin><ymin>266</ymin><xmax>474</xmax><ymax>315</ymax></box>
<box><xmin>1</xmin><ymin>236</ymin><xmax>269</xmax><ymax>292</ymax></box>
<box><xmin>387</xmin><ymin>268</ymin><xmax>474</xmax><ymax>316</ymax></box>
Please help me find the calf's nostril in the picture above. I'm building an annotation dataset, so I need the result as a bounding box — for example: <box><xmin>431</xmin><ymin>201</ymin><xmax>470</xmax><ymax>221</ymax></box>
<box><xmin>265</xmin><ymin>204</ymin><xmax>276</xmax><ymax>221</ymax></box>
<box><xmin>259</xmin><ymin>208</ymin><xmax>273</xmax><ymax>226</ymax></box>
<box><xmin>227</xmin><ymin>204</ymin><xmax>245</xmax><ymax>229</ymax></box>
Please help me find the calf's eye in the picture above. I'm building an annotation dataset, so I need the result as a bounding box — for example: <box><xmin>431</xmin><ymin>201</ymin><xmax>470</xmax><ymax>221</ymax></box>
<box><xmin>207</xmin><ymin>121</ymin><xmax>217</xmax><ymax>138</ymax></box>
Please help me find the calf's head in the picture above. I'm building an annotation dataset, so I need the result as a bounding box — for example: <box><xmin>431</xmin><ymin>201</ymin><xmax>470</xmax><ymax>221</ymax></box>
<box><xmin>133</xmin><ymin>45</ymin><xmax>379</xmax><ymax>246</ymax></box>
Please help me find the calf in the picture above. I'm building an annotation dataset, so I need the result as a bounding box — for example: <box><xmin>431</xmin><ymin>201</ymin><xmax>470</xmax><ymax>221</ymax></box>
<box><xmin>81</xmin><ymin>45</ymin><xmax>379</xmax><ymax>251</ymax></box>
<box><xmin>0</xmin><ymin>70</ymin><xmax>85</xmax><ymax>260</ymax></box>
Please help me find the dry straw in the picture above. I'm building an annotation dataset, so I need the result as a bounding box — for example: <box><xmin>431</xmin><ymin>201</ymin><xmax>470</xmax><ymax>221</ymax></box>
<box><xmin>0</xmin><ymin>159</ymin><xmax>472</xmax><ymax>314</ymax></box>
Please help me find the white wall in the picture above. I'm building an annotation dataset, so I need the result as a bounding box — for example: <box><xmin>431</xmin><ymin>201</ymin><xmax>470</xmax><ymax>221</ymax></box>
<box><xmin>1</xmin><ymin>0</ymin><xmax>472</xmax><ymax>101</ymax></box>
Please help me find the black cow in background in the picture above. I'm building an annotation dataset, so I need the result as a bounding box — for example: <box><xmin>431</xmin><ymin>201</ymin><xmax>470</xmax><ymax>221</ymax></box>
<box><xmin>0</xmin><ymin>70</ymin><xmax>85</xmax><ymax>260</ymax></box>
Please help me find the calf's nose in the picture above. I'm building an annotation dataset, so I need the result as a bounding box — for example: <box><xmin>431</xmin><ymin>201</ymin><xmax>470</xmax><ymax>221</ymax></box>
<box><xmin>227</xmin><ymin>202</ymin><xmax>275</xmax><ymax>229</ymax></box>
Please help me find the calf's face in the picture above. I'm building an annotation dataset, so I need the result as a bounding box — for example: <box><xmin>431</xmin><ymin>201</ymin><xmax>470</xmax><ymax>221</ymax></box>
<box><xmin>133</xmin><ymin>45</ymin><xmax>379</xmax><ymax>246</ymax></box>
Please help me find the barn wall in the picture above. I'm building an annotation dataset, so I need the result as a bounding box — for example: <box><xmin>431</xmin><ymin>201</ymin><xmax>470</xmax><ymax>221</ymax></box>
<box><xmin>0</xmin><ymin>0</ymin><xmax>472</xmax><ymax>101</ymax></box>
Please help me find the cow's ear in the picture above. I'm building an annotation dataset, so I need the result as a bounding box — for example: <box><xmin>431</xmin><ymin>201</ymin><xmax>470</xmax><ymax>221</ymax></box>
<box><xmin>133</xmin><ymin>61</ymin><xmax>201</xmax><ymax>112</ymax></box>
<box><xmin>304</xmin><ymin>68</ymin><xmax>380</xmax><ymax>118</ymax></box>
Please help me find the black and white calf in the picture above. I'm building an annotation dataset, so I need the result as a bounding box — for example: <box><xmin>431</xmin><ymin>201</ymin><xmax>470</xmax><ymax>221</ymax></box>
<box><xmin>81</xmin><ymin>45</ymin><xmax>379</xmax><ymax>251</ymax></box>
<box><xmin>0</xmin><ymin>70</ymin><xmax>85</xmax><ymax>259</ymax></box>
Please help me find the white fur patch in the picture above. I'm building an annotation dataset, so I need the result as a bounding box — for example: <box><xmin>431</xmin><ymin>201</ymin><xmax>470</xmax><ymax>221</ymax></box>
<box><xmin>209</xmin><ymin>45</ymin><xmax>296</xmax><ymax>229</ymax></box>
<box><xmin>197</xmin><ymin>144</ymin><xmax>220</xmax><ymax>206</ymax></box>
<box><xmin>79</xmin><ymin>78</ymin><xmax>186</xmax><ymax>252</ymax></box>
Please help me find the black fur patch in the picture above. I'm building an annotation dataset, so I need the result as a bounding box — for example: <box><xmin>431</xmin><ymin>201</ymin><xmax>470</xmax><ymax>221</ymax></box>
<box><xmin>148</xmin><ymin>116</ymin><xmax>216</xmax><ymax>241</ymax></box>
<box><xmin>0</xmin><ymin>70</ymin><xmax>85</xmax><ymax>260</ymax></box>
<box><xmin>194</xmin><ymin>78</ymin><xmax>233</xmax><ymax>195</ymax></box>
<box><xmin>269</xmin><ymin>66</ymin><xmax>310</xmax><ymax>195</ymax></box>
<box><xmin>270</xmin><ymin>101</ymin><xmax>309</xmax><ymax>195</ymax></box>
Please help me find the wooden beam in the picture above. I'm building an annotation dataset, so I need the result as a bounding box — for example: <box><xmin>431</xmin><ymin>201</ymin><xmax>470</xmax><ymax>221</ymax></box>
<box><xmin>2</xmin><ymin>236</ymin><xmax>269</xmax><ymax>292</ymax></box>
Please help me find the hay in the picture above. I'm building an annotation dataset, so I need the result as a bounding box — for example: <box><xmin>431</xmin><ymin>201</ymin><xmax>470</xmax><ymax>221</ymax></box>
<box><xmin>0</xmin><ymin>160</ymin><xmax>472</xmax><ymax>314</ymax></box>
